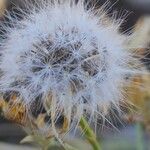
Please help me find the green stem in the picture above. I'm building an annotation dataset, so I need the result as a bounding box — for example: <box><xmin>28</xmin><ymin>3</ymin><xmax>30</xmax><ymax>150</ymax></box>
<box><xmin>79</xmin><ymin>117</ymin><xmax>102</xmax><ymax>150</ymax></box>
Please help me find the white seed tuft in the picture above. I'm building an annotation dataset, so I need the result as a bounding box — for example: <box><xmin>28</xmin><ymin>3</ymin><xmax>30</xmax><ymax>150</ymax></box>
<box><xmin>0</xmin><ymin>0</ymin><xmax>141</xmax><ymax>132</ymax></box>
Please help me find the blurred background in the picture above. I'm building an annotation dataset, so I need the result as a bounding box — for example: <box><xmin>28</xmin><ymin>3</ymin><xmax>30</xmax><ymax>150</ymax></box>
<box><xmin>0</xmin><ymin>0</ymin><xmax>150</xmax><ymax>149</ymax></box>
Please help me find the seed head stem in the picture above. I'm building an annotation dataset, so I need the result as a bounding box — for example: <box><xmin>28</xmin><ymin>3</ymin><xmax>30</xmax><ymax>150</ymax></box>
<box><xmin>79</xmin><ymin>117</ymin><xmax>102</xmax><ymax>150</ymax></box>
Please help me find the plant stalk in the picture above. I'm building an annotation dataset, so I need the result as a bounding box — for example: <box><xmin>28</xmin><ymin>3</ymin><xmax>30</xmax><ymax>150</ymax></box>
<box><xmin>79</xmin><ymin>117</ymin><xmax>101</xmax><ymax>150</ymax></box>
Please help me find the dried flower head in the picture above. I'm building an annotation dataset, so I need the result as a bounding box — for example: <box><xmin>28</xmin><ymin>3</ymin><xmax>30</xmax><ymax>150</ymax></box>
<box><xmin>0</xmin><ymin>0</ymin><xmax>141</xmax><ymax>134</ymax></box>
<box><xmin>0</xmin><ymin>0</ymin><xmax>6</xmax><ymax>17</ymax></box>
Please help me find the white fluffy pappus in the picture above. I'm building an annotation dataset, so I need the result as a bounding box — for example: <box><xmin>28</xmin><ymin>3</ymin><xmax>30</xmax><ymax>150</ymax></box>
<box><xmin>0</xmin><ymin>0</ymin><xmax>140</xmax><ymax>130</ymax></box>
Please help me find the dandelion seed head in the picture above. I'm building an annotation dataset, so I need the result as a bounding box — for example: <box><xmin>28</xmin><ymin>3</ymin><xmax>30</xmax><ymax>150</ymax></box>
<box><xmin>0</xmin><ymin>0</ymin><xmax>139</xmax><ymax>131</ymax></box>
